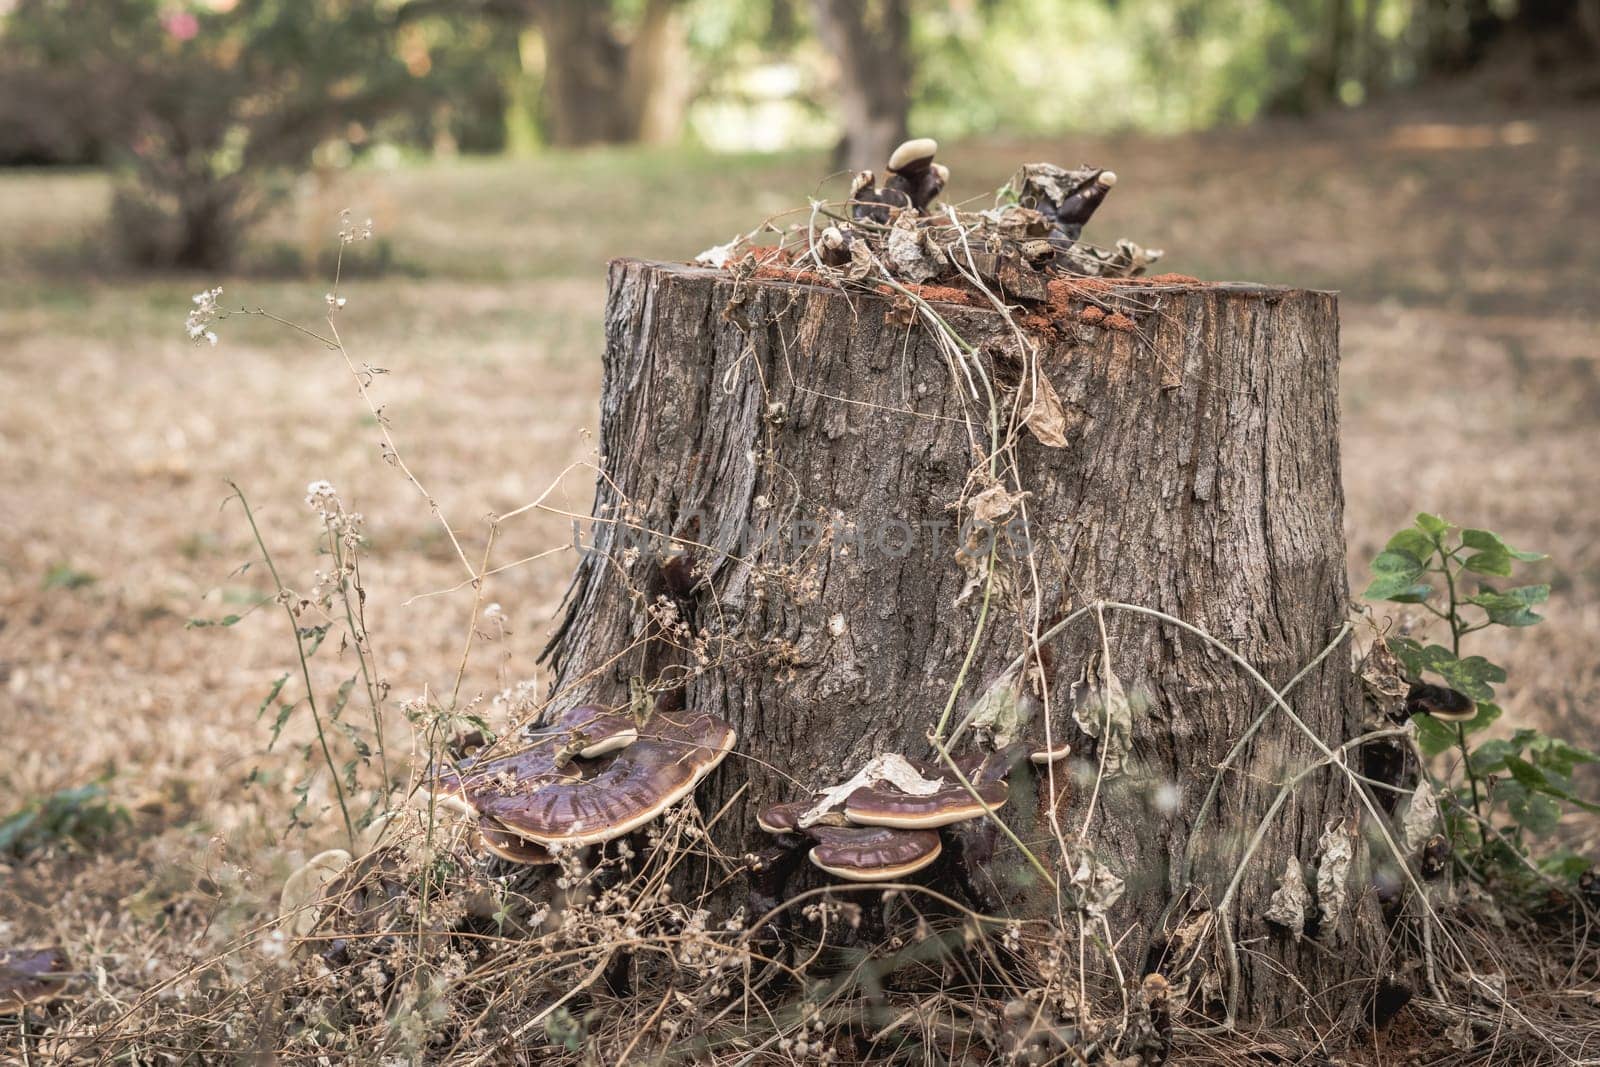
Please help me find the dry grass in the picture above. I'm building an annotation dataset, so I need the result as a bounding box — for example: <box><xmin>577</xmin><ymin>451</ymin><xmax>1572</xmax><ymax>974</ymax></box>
<box><xmin>2</xmin><ymin>97</ymin><xmax>1598</xmax><ymax>1060</ymax></box>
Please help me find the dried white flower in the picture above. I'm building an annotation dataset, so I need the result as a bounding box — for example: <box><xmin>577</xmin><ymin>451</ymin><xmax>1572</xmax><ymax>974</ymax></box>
<box><xmin>184</xmin><ymin>286</ymin><xmax>224</xmax><ymax>346</ymax></box>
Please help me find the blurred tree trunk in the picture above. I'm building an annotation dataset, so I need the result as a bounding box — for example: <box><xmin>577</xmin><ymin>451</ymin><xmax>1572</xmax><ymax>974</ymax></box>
<box><xmin>811</xmin><ymin>0</ymin><xmax>910</xmax><ymax>171</ymax></box>
<box><xmin>544</xmin><ymin>260</ymin><xmax>1392</xmax><ymax>1025</ymax></box>
<box><xmin>1422</xmin><ymin>0</ymin><xmax>1599</xmax><ymax>72</ymax></box>
<box><xmin>532</xmin><ymin>0</ymin><xmax>688</xmax><ymax>147</ymax></box>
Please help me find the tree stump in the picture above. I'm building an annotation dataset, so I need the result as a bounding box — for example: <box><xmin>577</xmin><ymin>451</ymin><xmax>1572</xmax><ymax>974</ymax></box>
<box><xmin>544</xmin><ymin>259</ymin><xmax>1387</xmax><ymax>1024</ymax></box>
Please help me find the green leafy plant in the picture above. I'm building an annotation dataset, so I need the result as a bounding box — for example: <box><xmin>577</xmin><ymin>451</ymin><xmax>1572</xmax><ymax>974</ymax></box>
<box><xmin>42</xmin><ymin>563</ymin><xmax>97</xmax><ymax>590</ymax></box>
<box><xmin>0</xmin><ymin>779</ymin><xmax>130</xmax><ymax>857</ymax></box>
<box><xmin>1365</xmin><ymin>514</ymin><xmax>1598</xmax><ymax>882</ymax></box>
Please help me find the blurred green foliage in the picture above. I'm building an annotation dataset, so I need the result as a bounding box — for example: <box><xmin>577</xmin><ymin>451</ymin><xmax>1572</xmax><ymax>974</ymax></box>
<box><xmin>0</xmin><ymin>0</ymin><xmax>1588</xmax><ymax>266</ymax></box>
<box><xmin>0</xmin><ymin>780</ymin><xmax>131</xmax><ymax>858</ymax></box>
<box><xmin>1365</xmin><ymin>515</ymin><xmax>1599</xmax><ymax>893</ymax></box>
<box><xmin>0</xmin><ymin>0</ymin><xmax>494</xmax><ymax>267</ymax></box>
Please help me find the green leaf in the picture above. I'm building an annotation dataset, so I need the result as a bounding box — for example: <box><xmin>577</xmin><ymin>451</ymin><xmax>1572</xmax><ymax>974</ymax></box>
<box><xmin>1464</xmin><ymin>585</ymin><xmax>1549</xmax><ymax>628</ymax></box>
<box><xmin>1431</xmin><ymin>655</ymin><xmax>1505</xmax><ymax>702</ymax></box>
<box><xmin>1415</xmin><ymin>513</ymin><xmax>1451</xmax><ymax>537</ymax></box>
<box><xmin>1462</xmin><ymin>550</ymin><xmax>1514</xmax><ymax>577</ymax></box>
<box><xmin>268</xmin><ymin>701</ymin><xmax>296</xmax><ymax>750</ymax></box>
<box><xmin>1388</xmin><ymin>637</ymin><xmax>1427</xmax><ymax>678</ymax></box>
<box><xmin>185</xmin><ymin>613</ymin><xmax>243</xmax><ymax>629</ymax></box>
<box><xmin>1415</xmin><ymin>644</ymin><xmax>1458</xmax><ymax>674</ymax></box>
<box><xmin>1459</xmin><ymin>700</ymin><xmax>1502</xmax><ymax>738</ymax></box>
<box><xmin>1502</xmin><ymin>755</ymin><xmax>1549</xmax><ymax>793</ymax></box>
<box><xmin>1538</xmin><ymin>851</ymin><xmax>1592</xmax><ymax>882</ymax></box>
<box><xmin>1414</xmin><ymin>714</ymin><xmax>1459</xmax><ymax>758</ymax></box>
<box><xmin>1530</xmin><ymin>736</ymin><xmax>1600</xmax><ymax>778</ymax></box>
<box><xmin>1386</xmin><ymin>527</ymin><xmax>1436</xmax><ymax>561</ymax></box>
<box><xmin>1461</xmin><ymin>529</ymin><xmax>1544</xmax><ymax>562</ymax></box>
<box><xmin>299</xmin><ymin>624</ymin><xmax>331</xmax><ymax>657</ymax></box>
<box><xmin>255</xmin><ymin>674</ymin><xmax>290</xmax><ymax>721</ymax></box>
<box><xmin>1508</xmin><ymin>789</ymin><xmax>1560</xmax><ymax>836</ymax></box>
<box><xmin>1504</xmin><ymin>756</ymin><xmax>1600</xmax><ymax>814</ymax></box>
<box><xmin>1470</xmin><ymin>737</ymin><xmax>1520</xmax><ymax>775</ymax></box>
<box><xmin>329</xmin><ymin>676</ymin><xmax>356</xmax><ymax>722</ymax></box>
<box><xmin>1363</xmin><ymin>549</ymin><xmax>1430</xmax><ymax>601</ymax></box>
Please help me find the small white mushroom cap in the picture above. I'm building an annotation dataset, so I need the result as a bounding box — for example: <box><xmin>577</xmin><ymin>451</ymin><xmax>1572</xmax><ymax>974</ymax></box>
<box><xmin>888</xmin><ymin>137</ymin><xmax>938</xmax><ymax>173</ymax></box>
<box><xmin>278</xmin><ymin>849</ymin><xmax>352</xmax><ymax>938</ymax></box>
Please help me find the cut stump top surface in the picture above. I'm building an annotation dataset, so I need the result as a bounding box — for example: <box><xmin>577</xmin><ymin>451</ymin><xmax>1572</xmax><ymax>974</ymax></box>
<box><xmin>612</xmin><ymin>257</ymin><xmax>1334</xmax><ymax>305</ymax></box>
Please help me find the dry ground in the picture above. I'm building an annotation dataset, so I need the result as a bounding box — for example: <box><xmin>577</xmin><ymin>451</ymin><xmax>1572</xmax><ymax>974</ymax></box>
<box><xmin>1</xmin><ymin>97</ymin><xmax>1598</xmax><ymax>1047</ymax></box>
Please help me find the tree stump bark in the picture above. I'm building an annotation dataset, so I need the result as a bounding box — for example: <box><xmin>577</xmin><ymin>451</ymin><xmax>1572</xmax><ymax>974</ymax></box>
<box><xmin>544</xmin><ymin>259</ymin><xmax>1387</xmax><ymax>1025</ymax></box>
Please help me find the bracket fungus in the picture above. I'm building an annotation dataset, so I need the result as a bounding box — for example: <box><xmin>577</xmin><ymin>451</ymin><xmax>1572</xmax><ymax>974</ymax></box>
<box><xmin>477</xmin><ymin>815</ymin><xmax>557</xmax><ymax>865</ymax></box>
<box><xmin>758</xmin><ymin>749</ymin><xmax>1016</xmax><ymax>885</ymax></box>
<box><xmin>845</xmin><ymin>777</ymin><xmax>1008</xmax><ymax>829</ymax></box>
<box><xmin>1405</xmin><ymin>682</ymin><xmax>1476</xmax><ymax>723</ymax></box>
<box><xmin>1</xmin><ymin>948</ymin><xmax>71</xmax><ymax>1013</ymax></box>
<box><xmin>492</xmin><ymin>711</ymin><xmax>735</xmax><ymax>848</ymax></box>
<box><xmin>756</xmin><ymin>799</ymin><xmax>816</xmax><ymax>835</ymax></box>
<box><xmin>523</xmin><ymin>703</ymin><xmax>640</xmax><ymax>758</ymax></box>
<box><xmin>434</xmin><ymin>706</ymin><xmax>735</xmax><ymax>860</ymax></box>
<box><xmin>1029</xmin><ymin>743</ymin><xmax>1072</xmax><ymax>765</ymax></box>
<box><xmin>850</xmin><ymin>136</ymin><xmax>950</xmax><ymax>225</ymax></box>
<box><xmin>807</xmin><ymin>826</ymin><xmax>943</xmax><ymax>882</ymax></box>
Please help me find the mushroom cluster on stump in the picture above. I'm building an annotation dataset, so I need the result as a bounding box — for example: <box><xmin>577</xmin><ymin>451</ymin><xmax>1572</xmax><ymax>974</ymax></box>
<box><xmin>430</xmin><ymin>702</ymin><xmax>736</xmax><ymax>863</ymax></box>
<box><xmin>756</xmin><ymin>751</ymin><xmax>1014</xmax><ymax>885</ymax></box>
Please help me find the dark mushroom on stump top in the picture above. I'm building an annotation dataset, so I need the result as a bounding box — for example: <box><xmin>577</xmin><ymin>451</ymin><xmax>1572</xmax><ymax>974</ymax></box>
<box><xmin>884</xmin><ymin>137</ymin><xmax>947</xmax><ymax>214</ymax></box>
<box><xmin>849</xmin><ymin>170</ymin><xmax>911</xmax><ymax>226</ymax></box>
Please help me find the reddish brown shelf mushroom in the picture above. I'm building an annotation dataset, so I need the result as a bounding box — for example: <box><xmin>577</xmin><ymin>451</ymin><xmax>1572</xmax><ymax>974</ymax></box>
<box><xmin>844</xmin><ymin>777</ymin><xmax>1009</xmax><ymax>829</ymax></box>
<box><xmin>1405</xmin><ymin>682</ymin><xmax>1476</xmax><ymax>722</ymax></box>
<box><xmin>1</xmin><ymin>948</ymin><xmax>71</xmax><ymax>1013</ymax></box>
<box><xmin>756</xmin><ymin>799</ymin><xmax>811</xmax><ymax>835</ymax></box>
<box><xmin>807</xmin><ymin>826</ymin><xmax>943</xmax><ymax>881</ymax></box>
<box><xmin>524</xmin><ymin>703</ymin><xmax>640</xmax><ymax>758</ymax></box>
<box><xmin>484</xmin><ymin>710</ymin><xmax>736</xmax><ymax>849</ymax></box>
<box><xmin>433</xmin><ymin>703</ymin><xmax>640</xmax><ymax>811</ymax></box>
<box><xmin>477</xmin><ymin>815</ymin><xmax>558</xmax><ymax>865</ymax></box>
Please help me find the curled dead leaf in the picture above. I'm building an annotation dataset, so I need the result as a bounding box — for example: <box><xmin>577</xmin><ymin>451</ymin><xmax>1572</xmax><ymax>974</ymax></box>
<box><xmin>1264</xmin><ymin>856</ymin><xmax>1312</xmax><ymax>939</ymax></box>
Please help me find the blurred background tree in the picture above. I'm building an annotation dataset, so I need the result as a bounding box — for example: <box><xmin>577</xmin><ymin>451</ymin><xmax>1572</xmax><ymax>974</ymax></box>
<box><xmin>1</xmin><ymin>0</ymin><xmax>1594</xmax><ymax>268</ymax></box>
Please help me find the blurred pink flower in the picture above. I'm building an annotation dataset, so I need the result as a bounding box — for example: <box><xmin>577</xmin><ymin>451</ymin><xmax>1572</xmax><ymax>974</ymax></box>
<box><xmin>162</xmin><ymin>10</ymin><xmax>199</xmax><ymax>41</ymax></box>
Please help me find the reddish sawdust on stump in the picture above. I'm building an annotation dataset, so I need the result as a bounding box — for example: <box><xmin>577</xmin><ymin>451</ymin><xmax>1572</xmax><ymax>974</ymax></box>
<box><xmin>746</xmin><ymin>246</ymin><xmax>793</xmax><ymax>267</ymax></box>
<box><xmin>876</xmin><ymin>281</ymin><xmax>973</xmax><ymax>305</ymax></box>
<box><xmin>739</xmin><ymin>259</ymin><xmax>1163</xmax><ymax>334</ymax></box>
<box><xmin>753</xmin><ymin>263</ymin><xmax>833</xmax><ymax>288</ymax></box>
